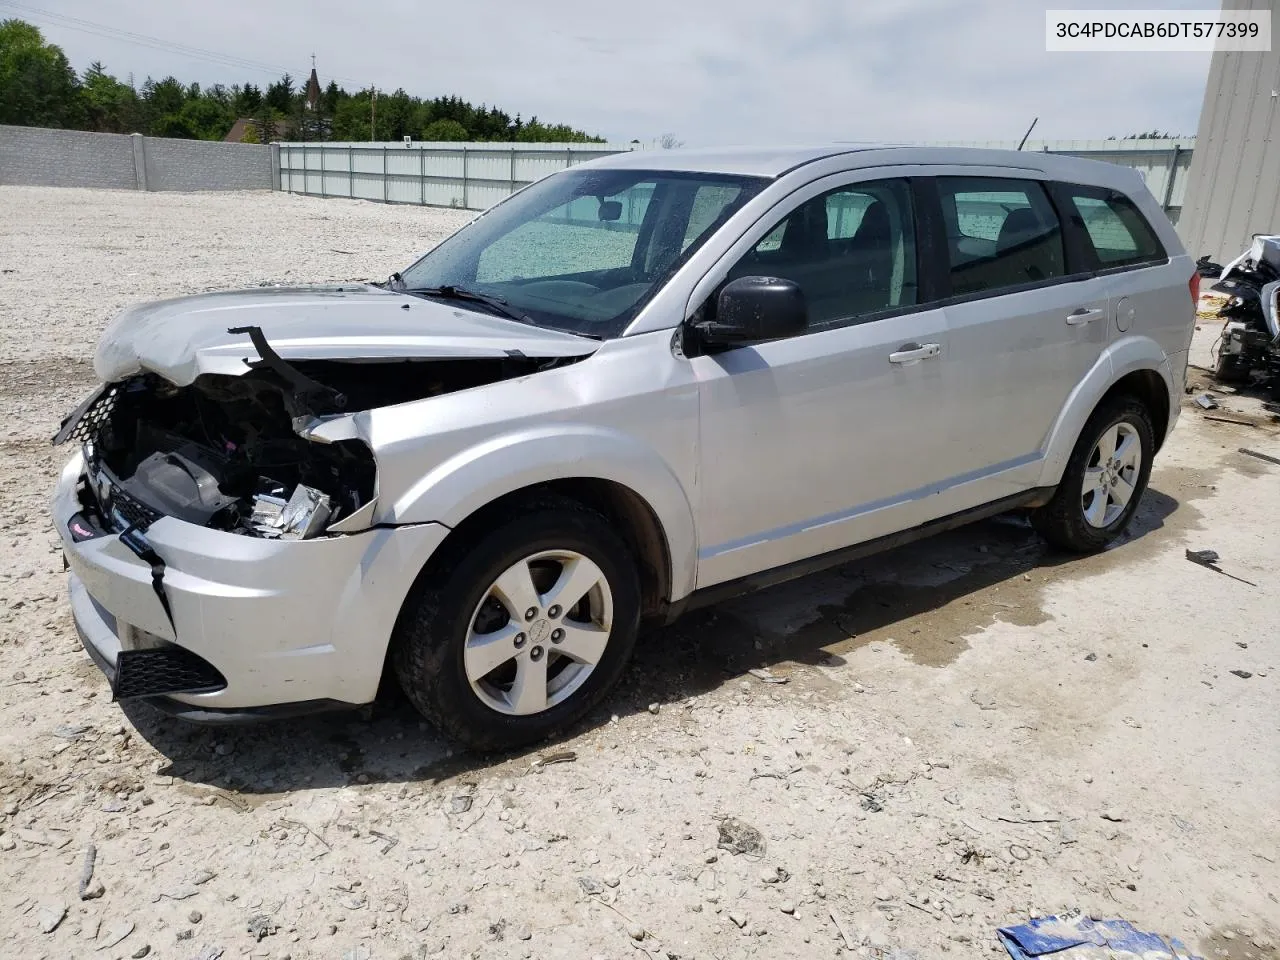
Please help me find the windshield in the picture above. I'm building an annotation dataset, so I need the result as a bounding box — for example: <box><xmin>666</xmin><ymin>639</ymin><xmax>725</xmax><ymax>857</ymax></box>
<box><xmin>398</xmin><ymin>169</ymin><xmax>768</xmax><ymax>339</ymax></box>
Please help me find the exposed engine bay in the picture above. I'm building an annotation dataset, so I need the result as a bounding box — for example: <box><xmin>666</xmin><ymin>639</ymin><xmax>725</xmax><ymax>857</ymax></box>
<box><xmin>1209</xmin><ymin>235</ymin><xmax>1280</xmax><ymax>397</ymax></box>
<box><xmin>55</xmin><ymin>329</ymin><xmax>583</xmax><ymax>540</ymax></box>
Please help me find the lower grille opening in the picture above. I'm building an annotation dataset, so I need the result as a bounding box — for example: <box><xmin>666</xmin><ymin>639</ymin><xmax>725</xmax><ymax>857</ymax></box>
<box><xmin>113</xmin><ymin>646</ymin><xmax>227</xmax><ymax>700</ymax></box>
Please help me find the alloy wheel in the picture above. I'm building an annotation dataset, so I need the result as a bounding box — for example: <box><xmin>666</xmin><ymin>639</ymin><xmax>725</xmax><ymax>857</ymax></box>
<box><xmin>1082</xmin><ymin>422</ymin><xmax>1142</xmax><ymax>528</ymax></box>
<box><xmin>463</xmin><ymin>550</ymin><xmax>614</xmax><ymax>715</ymax></box>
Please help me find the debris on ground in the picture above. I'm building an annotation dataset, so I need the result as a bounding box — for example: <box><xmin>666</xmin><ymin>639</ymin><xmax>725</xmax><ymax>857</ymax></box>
<box><xmin>1194</xmin><ymin>393</ymin><xmax>1219</xmax><ymax>410</ymax></box>
<box><xmin>748</xmin><ymin>667</ymin><xmax>789</xmax><ymax>684</ymax></box>
<box><xmin>78</xmin><ymin>842</ymin><xmax>103</xmax><ymax>900</ymax></box>
<box><xmin>997</xmin><ymin>914</ymin><xmax>1205</xmax><ymax>959</ymax></box>
<box><xmin>717</xmin><ymin>816</ymin><xmax>765</xmax><ymax>857</ymax></box>
<box><xmin>528</xmin><ymin>750</ymin><xmax>577</xmax><ymax>773</ymax></box>
<box><xmin>35</xmin><ymin>901</ymin><xmax>66</xmax><ymax>934</ymax></box>
<box><xmin>1185</xmin><ymin>549</ymin><xmax>1258</xmax><ymax>586</ymax></box>
<box><xmin>1239</xmin><ymin>447</ymin><xmax>1280</xmax><ymax>466</ymax></box>
<box><xmin>246</xmin><ymin>915</ymin><xmax>278</xmax><ymax>941</ymax></box>
<box><xmin>97</xmin><ymin>918</ymin><xmax>135</xmax><ymax>949</ymax></box>
<box><xmin>829</xmin><ymin>906</ymin><xmax>858</xmax><ymax>950</ymax></box>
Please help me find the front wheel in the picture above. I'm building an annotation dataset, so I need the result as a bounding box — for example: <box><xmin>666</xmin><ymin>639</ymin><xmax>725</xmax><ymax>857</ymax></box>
<box><xmin>1032</xmin><ymin>395</ymin><xmax>1155</xmax><ymax>553</ymax></box>
<box><xmin>392</xmin><ymin>497</ymin><xmax>640</xmax><ymax>752</ymax></box>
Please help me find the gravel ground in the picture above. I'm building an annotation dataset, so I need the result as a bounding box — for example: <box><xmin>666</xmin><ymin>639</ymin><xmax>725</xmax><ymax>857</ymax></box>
<box><xmin>0</xmin><ymin>186</ymin><xmax>1278</xmax><ymax>960</ymax></box>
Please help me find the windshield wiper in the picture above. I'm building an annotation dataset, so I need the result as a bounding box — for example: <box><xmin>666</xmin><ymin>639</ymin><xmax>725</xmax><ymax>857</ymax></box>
<box><xmin>407</xmin><ymin>285</ymin><xmax>532</xmax><ymax>325</ymax></box>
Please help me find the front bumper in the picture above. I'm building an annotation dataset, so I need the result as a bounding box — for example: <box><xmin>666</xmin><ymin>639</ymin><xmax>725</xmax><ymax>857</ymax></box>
<box><xmin>53</xmin><ymin>451</ymin><xmax>450</xmax><ymax>712</ymax></box>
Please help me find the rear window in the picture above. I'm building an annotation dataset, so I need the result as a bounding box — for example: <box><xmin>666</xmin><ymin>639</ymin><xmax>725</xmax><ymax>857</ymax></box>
<box><xmin>936</xmin><ymin>177</ymin><xmax>1065</xmax><ymax>296</ymax></box>
<box><xmin>1061</xmin><ymin>185</ymin><xmax>1166</xmax><ymax>268</ymax></box>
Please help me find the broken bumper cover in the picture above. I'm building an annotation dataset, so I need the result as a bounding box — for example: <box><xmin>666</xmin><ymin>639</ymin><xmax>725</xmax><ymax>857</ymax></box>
<box><xmin>54</xmin><ymin>451</ymin><xmax>451</xmax><ymax>714</ymax></box>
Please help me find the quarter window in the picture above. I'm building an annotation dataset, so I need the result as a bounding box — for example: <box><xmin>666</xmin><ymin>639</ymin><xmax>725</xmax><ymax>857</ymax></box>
<box><xmin>1062</xmin><ymin>186</ymin><xmax>1165</xmax><ymax>267</ymax></box>
<box><xmin>936</xmin><ymin>177</ymin><xmax>1065</xmax><ymax>296</ymax></box>
<box><xmin>726</xmin><ymin>179</ymin><xmax>918</xmax><ymax>328</ymax></box>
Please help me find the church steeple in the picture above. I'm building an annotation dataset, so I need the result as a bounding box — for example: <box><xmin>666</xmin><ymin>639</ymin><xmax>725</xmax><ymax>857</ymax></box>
<box><xmin>305</xmin><ymin>56</ymin><xmax>321</xmax><ymax>111</ymax></box>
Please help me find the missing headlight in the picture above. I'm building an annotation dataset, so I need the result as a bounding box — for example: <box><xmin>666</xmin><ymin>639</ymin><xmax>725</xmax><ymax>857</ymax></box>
<box><xmin>66</xmin><ymin>373</ymin><xmax>374</xmax><ymax>539</ymax></box>
<box><xmin>249</xmin><ymin>484</ymin><xmax>333</xmax><ymax>540</ymax></box>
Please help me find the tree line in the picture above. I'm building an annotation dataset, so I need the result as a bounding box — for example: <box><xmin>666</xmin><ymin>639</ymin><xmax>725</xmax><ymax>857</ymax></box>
<box><xmin>0</xmin><ymin>19</ymin><xmax>605</xmax><ymax>143</ymax></box>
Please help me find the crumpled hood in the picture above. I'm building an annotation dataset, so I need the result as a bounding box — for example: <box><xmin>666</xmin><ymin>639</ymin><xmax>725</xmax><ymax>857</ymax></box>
<box><xmin>95</xmin><ymin>284</ymin><xmax>599</xmax><ymax>385</ymax></box>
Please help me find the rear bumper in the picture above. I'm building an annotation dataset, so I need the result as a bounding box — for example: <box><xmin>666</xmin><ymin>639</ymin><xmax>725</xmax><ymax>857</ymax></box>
<box><xmin>54</xmin><ymin>450</ymin><xmax>451</xmax><ymax>711</ymax></box>
<box><xmin>1165</xmin><ymin>348</ymin><xmax>1188</xmax><ymax>440</ymax></box>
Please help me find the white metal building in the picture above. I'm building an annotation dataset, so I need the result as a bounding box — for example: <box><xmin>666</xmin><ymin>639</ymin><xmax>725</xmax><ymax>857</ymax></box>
<box><xmin>1178</xmin><ymin>0</ymin><xmax>1280</xmax><ymax>260</ymax></box>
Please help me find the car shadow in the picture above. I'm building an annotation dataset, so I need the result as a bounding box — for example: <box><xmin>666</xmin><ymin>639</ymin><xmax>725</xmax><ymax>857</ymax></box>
<box><xmin>121</xmin><ymin>487</ymin><xmax>1181</xmax><ymax>795</ymax></box>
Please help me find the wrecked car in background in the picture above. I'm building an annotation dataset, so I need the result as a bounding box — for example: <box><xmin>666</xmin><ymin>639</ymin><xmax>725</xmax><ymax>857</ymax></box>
<box><xmin>52</xmin><ymin>145</ymin><xmax>1195</xmax><ymax>751</ymax></box>
<box><xmin>1209</xmin><ymin>234</ymin><xmax>1280</xmax><ymax>395</ymax></box>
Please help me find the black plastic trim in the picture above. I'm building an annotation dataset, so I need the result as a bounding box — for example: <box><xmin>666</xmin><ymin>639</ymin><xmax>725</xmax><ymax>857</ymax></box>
<box><xmin>139</xmin><ymin>696</ymin><xmax>360</xmax><ymax>725</ymax></box>
<box><xmin>910</xmin><ymin>176</ymin><xmax>949</xmax><ymax>305</ymax></box>
<box><xmin>666</xmin><ymin>487</ymin><xmax>1054</xmax><ymax>621</ymax></box>
<box><xmin>114</xmin><ymin>647</ymin><xmax>228</xmax><ymax>699</ymax></box>
<box><xmin>74</xmin><ymin>621</ymin><xmax>359</xmax><ymax>724</ymax></box>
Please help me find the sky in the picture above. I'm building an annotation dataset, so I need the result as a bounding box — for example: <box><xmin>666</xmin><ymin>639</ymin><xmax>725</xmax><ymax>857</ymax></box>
<box><xmin>3</xmin><ymin>0</ymin><xmax>1214</xmax><ymax>145</ymax></box>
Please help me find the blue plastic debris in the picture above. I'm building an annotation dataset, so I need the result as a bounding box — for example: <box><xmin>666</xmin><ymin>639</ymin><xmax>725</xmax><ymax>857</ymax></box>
<box><xmin>998</xmin><ymin>914</ymin><xmax>1205</xmax><ymax>960</ymax></box>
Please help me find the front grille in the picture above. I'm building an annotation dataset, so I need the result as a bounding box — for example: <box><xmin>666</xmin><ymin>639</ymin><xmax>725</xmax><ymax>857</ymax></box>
<box><xmin>105</xmin><ymin>484</ymin><xmax>162</xmax><ymax>532</ymax></box>
<box><xmin>56</xmin><ymin>384</ymin><xmax>120</xmax><ymax>446</ymax></box>
<box><xmin>113</xmin><ymin>646</ymin><xmax>227</xmax><ymax>700</ymax></box>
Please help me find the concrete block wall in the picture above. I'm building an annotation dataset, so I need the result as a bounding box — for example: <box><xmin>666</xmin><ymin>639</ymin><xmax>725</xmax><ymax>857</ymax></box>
<box><xmin>143</xmin><ymin>136</ymin><xmax>272</xmax><ymax>191</ymax></box>
<box><xmin>0</xmin><ymin>125</ymin><xmax>138</xmax><ymax>189</ymax></box>
<box><xmin>0</xmin><ymin>125</ymin><xmax>273</xmax><ymax>191</ymax></box>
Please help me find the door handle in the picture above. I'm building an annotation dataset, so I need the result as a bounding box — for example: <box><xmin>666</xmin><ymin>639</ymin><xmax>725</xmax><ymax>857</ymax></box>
<box><xmin>1066</xmin><ymin>307</ymin><xmax>1105</xmax><ymax>326</ymax></box>
<box><xmin>888</xmin><ymin>342</ymin><xmax>941</xmax><ymax>364</ymax></box>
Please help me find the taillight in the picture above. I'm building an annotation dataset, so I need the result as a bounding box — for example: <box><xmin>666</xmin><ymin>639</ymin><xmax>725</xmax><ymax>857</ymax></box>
<box><xmin>1189</xmin><ymin>270</ymin><xmax>1201</xmax><ymax>307</ymax></box>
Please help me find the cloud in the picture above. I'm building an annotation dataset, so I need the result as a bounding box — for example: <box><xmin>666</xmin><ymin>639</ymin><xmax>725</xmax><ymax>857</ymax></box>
<box><xmin>33</xmin><ymin>0</ymin><xmax>1211</xmax><ymax>143</ymax></box>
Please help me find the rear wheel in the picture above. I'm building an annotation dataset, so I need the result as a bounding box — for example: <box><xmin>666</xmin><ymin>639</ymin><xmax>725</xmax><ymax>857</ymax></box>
<box><xmin>1032</xmin><ymin>395</ymin><xmax>1154</xmax><ymax>553</ymax></box>
<box><xmin>392</xmin><ymin>498</ymin><xmax>640</xmax><ymax>752</ymax></box>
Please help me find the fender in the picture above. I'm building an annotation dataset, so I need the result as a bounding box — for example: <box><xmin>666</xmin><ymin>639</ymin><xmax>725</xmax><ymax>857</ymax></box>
<box><xmin>1037</xmin><ymin>335</ymin><xmax>1175</xmax><ymax>487</ymax></box>
<box><xmin>383</xmin><ymin>424</ymin><xmax>699</xmax><ymax>603</ymax></box>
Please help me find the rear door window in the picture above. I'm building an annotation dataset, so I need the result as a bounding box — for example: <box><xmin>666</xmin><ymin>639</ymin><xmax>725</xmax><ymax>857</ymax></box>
<box><xmin>1060</xmin><ymin>185</ymin><xmax>1166</xmax><ymax>269</ymax></box>
<box><xmin>936</xmin><ymin>177</ymin><xmax>1065</xmax><ymax>296</ymax></box>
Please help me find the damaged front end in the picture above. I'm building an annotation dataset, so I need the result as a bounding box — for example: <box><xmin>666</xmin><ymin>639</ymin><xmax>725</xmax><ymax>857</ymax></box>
<box><xmin>1210</xmin><ymin>236</ymin><xmax>1280</xmax><ymax>395</ymax></box>
<box><xmin>55</xmin><ymin>325</ymin><xmax>584</xmax><ymax>542</ymax></box>
<box><xmin>54</xmin><ymin>365</ymin><xmax>373</xmax><ymax>542</ymax></box>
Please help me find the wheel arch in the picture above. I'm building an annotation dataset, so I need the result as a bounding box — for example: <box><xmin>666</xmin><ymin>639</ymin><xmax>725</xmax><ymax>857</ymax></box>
<box><xmin>409</xmin><ymin>478</ymin><xmax>677</xmax><ymax>627</ymax></box>
<box><xmin>1100</xmin><ymin>369</ymin><xmax>1171</xmax><ymax>451</ymax></box>
<box><xmin>1039</xmin><ymin>338</ymin><xmax>1175</xmax><ymax>486</ymax></box>
<box><xmin>381</xmin><ymin>424</ymin><xmax>697</xmax><ymax>604</ymax></box>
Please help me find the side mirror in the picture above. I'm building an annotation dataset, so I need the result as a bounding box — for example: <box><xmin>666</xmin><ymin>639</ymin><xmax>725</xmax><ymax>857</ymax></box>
<box><xmin>598</xmin><ymin>200</ymin><xmax>622</xmax><ymax>222</ymax></box>
<box><xmin>695</xmin><ymin>276</ymin><xmax>808</xmax><ymax>346</ymax></box>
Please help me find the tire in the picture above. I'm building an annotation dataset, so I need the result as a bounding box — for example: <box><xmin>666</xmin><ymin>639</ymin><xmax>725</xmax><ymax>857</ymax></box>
<box><xmin>391</xmin><ymin>496</ymin><xmax>641</xmax><ymax>752</ymax></box>
<box><xmin>1214</xmin><ymin>350</ymin><xmax>1251</xmax><ymax>384</ymax></box>
<box><xmin>1031</xmin><ymin>395</ymin><xmax>1155</xmax><ymax>553</ymax></box>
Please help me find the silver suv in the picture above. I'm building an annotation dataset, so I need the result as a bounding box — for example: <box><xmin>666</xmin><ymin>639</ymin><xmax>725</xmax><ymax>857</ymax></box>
<box><xmin>52</xmin><ymin>146</ymin><xmax>1195</xmax><ymax>749</ymax></box>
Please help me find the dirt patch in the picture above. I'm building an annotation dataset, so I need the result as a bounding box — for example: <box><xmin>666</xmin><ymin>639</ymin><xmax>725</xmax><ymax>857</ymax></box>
<box><xmin>0</xmin><ymin>357</ymin><xmax>96</xmax><ymax>397</ymax></box>
<box><xmin>1200</xmin><ymin>925</ymin><xmax>1280</xmax><ymax>960</ymax></box>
